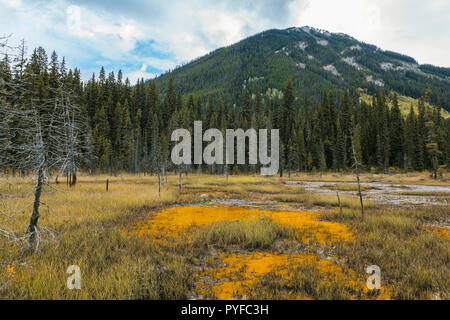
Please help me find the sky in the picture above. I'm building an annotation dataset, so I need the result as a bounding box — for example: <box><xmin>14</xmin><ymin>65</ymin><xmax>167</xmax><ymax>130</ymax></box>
<box><xmin>1</xmin><ymin>0</ymin><xmax>449</xmax><ymax>83</ymax></box>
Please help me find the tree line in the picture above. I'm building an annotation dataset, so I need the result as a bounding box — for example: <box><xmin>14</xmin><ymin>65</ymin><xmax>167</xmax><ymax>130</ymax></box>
<box><xmin>1</xmin><ymin>45</ymin><xmax>449</xmax><ymax>180</ymax></box>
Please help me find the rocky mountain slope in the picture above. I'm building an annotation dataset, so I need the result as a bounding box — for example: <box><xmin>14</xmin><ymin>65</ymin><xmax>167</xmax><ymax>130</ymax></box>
<box><xmin>155</xmin><ymin>26</ymin><xmax>450</xmax><ymax>111</ymax></box>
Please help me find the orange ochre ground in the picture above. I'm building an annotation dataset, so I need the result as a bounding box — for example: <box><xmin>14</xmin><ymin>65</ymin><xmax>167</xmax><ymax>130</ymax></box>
<box><xmin>430</xmin><ymin>226</ymin><xmax>450</xmax><ymax>240</ymax></box>
<box><xmin>134</xmin><ymin>205</ymin><xmax>391</xmax><ymax>300</ymax></box>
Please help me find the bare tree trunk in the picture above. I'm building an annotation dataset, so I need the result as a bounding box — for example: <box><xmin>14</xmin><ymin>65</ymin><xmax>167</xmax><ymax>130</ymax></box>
<box><xmin>179</xmin><ymin>166</ymin><xmax>182</xmax><ymax>190</ymax></box>
<box><xmin>352</xmin><ymin>138</ymin><xmax>364</xmax><ymax>220</ymax></box>
<box><xmin>158</xmin><ymin>168</ymin><xmax>161</xmax><ymax>197</ymax></box>
<box><xmin>72</xmin><ymin>170</ymin><xmax>77</xmax><ymax>186</ymax></box>
<box><xmin>356</xmin><ymin>168</ymin><xmax>364</xmax><ymax>219</ymax></box>
<box><xmin>160</xmin><ymin>166</ymin><xmax>166</xmax><ymax>186</ymax></box>
<box><xmin>225</xmin><ymin>165</ymin><xmax>229</xmax><ymax>184</ymax></box>
<box><xmin>336</xmin><ymin>190</ymin><xmax>343</xmax><ymax>215</ymax></box>
<box><xmin>433</xmin><ymin>156</ymin><xmax>438</xmax><ymax>180</ymax></box>
<box><xmin>134</xmin><ymin>138</ymin><xmax>140</xmax><ymax>177</ymax></box>
<box><xmin>27</xmin><ymin>166</ymin><xmax>44</xmax><ymax>250</ymax></box>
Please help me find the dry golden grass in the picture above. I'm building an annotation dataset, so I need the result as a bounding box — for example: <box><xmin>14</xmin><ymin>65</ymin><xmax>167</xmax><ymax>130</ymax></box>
<box><xmin>288</xmin><ymin>171</ymin><xmax>449</xmax><ymax>186</ymax></box>
<box><xmin>0</xmin><ymin>173</ymin><xmax>448</xmax><ymax>300</ymax></box>
<box><xmin>325</xmin><ymin>207</ymin><xmax>449</xmax><ymax>299</ymax></box>
<box><xmin>193</xmin><ymin>216</ymin><xmax>297</xmax><ymax>250</ymax></box>
<box><xmin>0</xmin><ymin>174</ymin><xmax>194</xmax><ymax>299</ymax></box>
<box><xmin>269</xmin><ymin>192</ymin><xmax>375</xmax><ymax>210</ymax></box>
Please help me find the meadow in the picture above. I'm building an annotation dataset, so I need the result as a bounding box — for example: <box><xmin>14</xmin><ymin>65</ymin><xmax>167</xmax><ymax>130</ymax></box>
<box><xmin>0</xmin><ymin>172</ymin><xmax>448</xmax><ymax>300</ymax></box>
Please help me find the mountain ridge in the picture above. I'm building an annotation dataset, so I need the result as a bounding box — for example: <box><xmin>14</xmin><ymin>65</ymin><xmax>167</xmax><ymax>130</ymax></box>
<box><xmin>154</xmin><ymin>26</ymin><xmax>450</xmax><ymax>111</ymax></box>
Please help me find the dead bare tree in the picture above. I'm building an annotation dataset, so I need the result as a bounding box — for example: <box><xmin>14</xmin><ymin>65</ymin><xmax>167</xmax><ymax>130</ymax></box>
<box><xmin>1</xmin><ymin>38</ymin><xmax>88</xmax><ymax>251</ymax></box>
<box><xmin>351</xmin><ymin>136</ymin><xmax>364</xmax><ymax>220</ymax></box>
<box><xmin>225</xmin><ymin>164</ymin><xmax>229</xmax><ymax>184</ymax></box>
<box><xmin>57</xmin><ymin>87</ymin><xmax>89</xmax><ymax>187</ymax></box>
<box><xmin>157</xmin><ymin>167</ymin><xmax>161</xmax><ymax>197</ymax></box>
<box><xmin>178</xmin><ymin>165</ymin><xmax>182</xmax><ymax>190</ymax></box>
<box><xmin>336</xmin><ymin>190</ymin><xmax>343</xmax><ymax>215</ymax></box>
<box><xmin>0</xmin><ymin>61</ymin><xmax>31</xmax><ymax>249</ymax></box>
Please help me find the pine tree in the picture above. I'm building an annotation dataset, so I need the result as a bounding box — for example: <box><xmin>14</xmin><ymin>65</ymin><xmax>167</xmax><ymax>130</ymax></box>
<box><xmin>297</xmin><ymin>128</ymin><xmax>306</xmax><ymax>171</ymax></box>
<box><xmin>425</xmin><ymin>106</ymin><xmax>443</xmax><ymax>179</ymax></box>
<box><xmin>287</xmin><ymin>126</ymin><xmax>299</xmax><ymax>176</ymax></box>
<box><xmin>416</xmin><ymin>98</ymin><xmax>426</xmax><ymax>171</ymax></box>
<box><xmin>336</xmin><ymin>118</ymin><xmax>345</xmax><ymax>170</ymax></box>
<box><xmin>339</xmin><ymin>90</ymin><xmax>354</xmax><ymax>168</ymax></box>
<box><xmin>353</xmin><ymin>124</ymin><xmax>363</xmax><ymax>166</ymax></box>
<box><xmin>390</xmin><ymin>92</ymin><xmax>404</xmax><ymax>167</ymax></box>
<box><xmin>195</xmin><ymin>95</ymin><xmax>203</xmax><ymax>121</ymax></box>
<box><xmin>163</xmin><ymin>76</ymin><xmax>176</xmax><ymax>128</ymax></box>
<box><xmin>404</xmin><ymin>105</ymin><xmax>417</xmax><ymax>171</ymax></box>
<box><xmin>242</xmin><ymin>88</ymin><xmax>251</xmax><ymax>125</ymax></box>
<box><xmin>445</xmin><ymin>121</ymin><xmax>450</xmax><ymax>171</ymax></box>
<box><xmin>122</xmin><ymin>106</ymin><xmax>134</xmax><ymax>171</ymax></box>
<box><xmin>159</xmin><ymin>133</ymin><xmax>169</xmax><ymax>183</ymax></box>
<box><xmin>13</xmin><ymin>39</ymin><xmax>27</xmax><ymax>80</ymax></box>
<box><xmin>93</xmin><ymin>105</ymin><xmax>111</xmax><ymax>173</ymax></box>
<box><xmin>376</xmin><ymin>93</ymin><xmax>390</xmax><ymax>172</ymax></box>
<box><xmin>48</xmin><ymin>51</ymin><xmax>60</xmax><ymax>92</ymax></box>
<box><xmin>280</xmin><ymin>76</ymin><xmax>295</xmax><ymax>176</ymax></box>
<box><xmin>254</xmin><ymin>91</ymin><xmax>262</xmax><ymax>125</ymax></box>
<box><xmin>133</xmin><ymin>109</ymin><xmax>142</xmax><ymax>175</ymax></box>
<box><xmin>206</xmin><ymin>93</ymin><xmax>215</xmax><ymax>128</ymax></box>
<box><xmin>150</xmin><ymin>113</ymin><xmax>160</xmax><ymax>174</ymax></box>
<box><xmin>112</xmin><ymin>101</ymin><xmax>124</xmax><ymax>174</ymax></box>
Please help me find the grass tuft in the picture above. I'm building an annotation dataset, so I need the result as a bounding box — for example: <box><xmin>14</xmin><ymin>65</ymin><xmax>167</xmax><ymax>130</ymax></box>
<box><xmin>193</xmin><ymin>216</ymin><xmax>297</xmax><ymax>250</ymax></box>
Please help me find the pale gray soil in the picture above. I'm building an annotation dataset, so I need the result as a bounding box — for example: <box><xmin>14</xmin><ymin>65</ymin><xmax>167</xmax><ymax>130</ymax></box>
<box><xmin>286</xmin><ymin>181</ymin><xmax>450</xmax><ymax>206</ymax></box>
<box><xmin>195</xmin><ymin>198</ymin><xmax>319</xmax><ymax>212</ymax></box>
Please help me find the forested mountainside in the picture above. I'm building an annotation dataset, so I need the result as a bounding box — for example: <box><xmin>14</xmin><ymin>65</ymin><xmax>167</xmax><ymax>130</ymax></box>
<box><xmin>155</xmin><ymin>26</ymin><xmax>450</xmax><ymax>112</ymax></box>
<box><xmin>1</xmin><ymin>31</ymin><xmax>449</xmax><ymax>178</ymax></box>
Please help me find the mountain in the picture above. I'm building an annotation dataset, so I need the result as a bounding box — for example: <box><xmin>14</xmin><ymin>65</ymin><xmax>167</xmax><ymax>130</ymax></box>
<box><xmin>155</xmin><ymin>26</ymin><xmax>450</xmax><ymax>111</ymax></box>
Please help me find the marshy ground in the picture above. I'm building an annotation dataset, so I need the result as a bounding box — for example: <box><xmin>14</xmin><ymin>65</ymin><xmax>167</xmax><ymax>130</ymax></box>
<box><xmin>0</xmin><ymin>172</ymin><xmax>448</xmax><ymax>299</ymax></box>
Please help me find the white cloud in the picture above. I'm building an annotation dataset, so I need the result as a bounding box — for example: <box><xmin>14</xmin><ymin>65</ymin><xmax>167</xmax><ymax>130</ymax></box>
<box><xmin>127</xmin><ymin>64</ymin><xmax>157</xmax><ymax>84</ymax></box>
<box><xmin>428</xmin><ymin>0</ymin><xmax>450</xmax><ymax>11</ymax></box>
<box><xmin>1</xmin><ymin>0</ymin><xmax>449</xmax><ymax>84</ymax></box>
<box><xmin>63</xmin><ymin>4</ymin><xmax>148</xmax><ymax>60</ymax></box>
<box><xmin>295</xmin><ymin>0</ymin><xmax>450</xmax><ymax>66</ymax></box>
<box><xmin>0</xmin><ymin>0</ymin><xmax>21</xmax><ymax>8</ymax></box>
<box><xmin>139</xmin><ymin>56</ymin><xmax>177</xmax><ymax>72</ymax></box>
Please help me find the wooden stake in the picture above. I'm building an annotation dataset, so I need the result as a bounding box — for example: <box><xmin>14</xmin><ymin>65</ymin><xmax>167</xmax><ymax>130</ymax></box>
<box><xmin>352</xmin><ymin>137</ymin><xmax>364</xmax><ymax>220</ymax></box>
<box><xmin>336</xmin><ymin>190</ymin><xmax>343</xmax><ymax>215</ymax></box>
<box><xmin>158</xmin><ymin>170</ymin><xmax>161</xmax><ymax>197</ymax></box>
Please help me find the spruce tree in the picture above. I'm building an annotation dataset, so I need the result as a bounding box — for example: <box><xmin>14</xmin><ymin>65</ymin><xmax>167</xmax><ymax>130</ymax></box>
<box><xmin>242</xmin><ymin>88</ymin><xmax>251</xmax><ymax>125</ymax></box>
<box><xmin>416</xmin><ymin>98</ymin><xmax>426</xmax><ymax>171</ymax></box>
<box><xmin>404</xmin><ymin>105</ymin><xmax>417</xmax><ymax>171</ymax></box>
<box><xmin>390</xmin><ymin>92</ymin><xmax>404</xmax><ymax>167</ymax></box>
<box><xmin>280</xmin><ymin>76</ymin><xmax>295</xmax><ymax>176</ymax></box>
